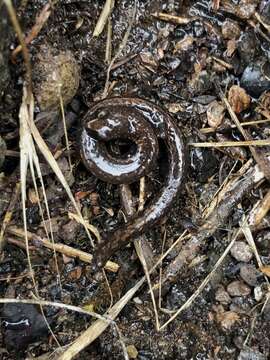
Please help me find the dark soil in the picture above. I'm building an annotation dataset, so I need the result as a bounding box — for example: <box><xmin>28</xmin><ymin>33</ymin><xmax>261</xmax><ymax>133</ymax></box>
<box><xmin>0</xmin><ymin>0</ymin><xmax>270</xmax><ymax>359</ymax></box>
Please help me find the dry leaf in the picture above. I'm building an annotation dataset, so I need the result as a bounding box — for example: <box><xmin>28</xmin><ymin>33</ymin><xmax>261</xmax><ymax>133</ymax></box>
<box><xmin>216</xmin><ymin>311</ymin><xmax>240</xmax><ymax>330</ymax></box>
<box><xmin>228</xmin><ymin>85</ymin><xmax>250</xmax><ymax>114</ymax></box>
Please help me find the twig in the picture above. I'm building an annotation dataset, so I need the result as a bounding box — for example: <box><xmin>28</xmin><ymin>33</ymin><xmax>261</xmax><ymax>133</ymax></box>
<box><xmin>0</xmin><ymin>298</ymin><xmax>112</xmax><ymax>322</ymax></box>
<box><xmin>105</xmin><ymin>17</ymin><xmax>112</xmax><ymax>64</ymax></box>
<box><xmin>151</xmin><ymin>12</ymin><xmax>197</xmax><ymax>24</ymax></box>
<box><xmin>93</xmin><ymin>0</ymin><xmax>115</xmax><ymax>37</ymax></box>
<box><xmin>248</xmin><ymin>19</ymin><xmax>270</xmax><ymax>43</ymax></box>
<box><xmin>138</xmin><ymin>177</ymin><xmax>145</xmax><ymax>212</ymax></box>
<box><xmin>211</xmin><ymin>56</ymin><xmax>233</xmax><ymax>70</ymax></box>
<box><xmin>7</xmin><ymin>226</ymin><xmax>119</xmax><ymax>272</ymax></box>
<box><xmin>59</xmin><ymin>92</ymin><xmax>72</xmax><ymax>172</ymax></box>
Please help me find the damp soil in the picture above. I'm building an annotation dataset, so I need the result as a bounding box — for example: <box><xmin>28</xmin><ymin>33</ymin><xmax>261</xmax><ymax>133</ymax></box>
<box><xmin>0</xmin><ymin>0</ymin><xmax>270</xmax><ymax>359</ymax></box>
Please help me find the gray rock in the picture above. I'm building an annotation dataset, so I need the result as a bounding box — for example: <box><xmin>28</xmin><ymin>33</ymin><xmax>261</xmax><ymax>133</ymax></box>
<box><xmin>240</xmin><ymin>264</ymin><xmax>260</xmax><ymax>286</ymax></box>
<box><xmin>230</xmin><ymin>241</ymin><xmax>253</xmax><ymax>262</ymax></box>
<box><xmin>215</xmin><ymin>287</ymin><xmax>232</xmax><ymax>305</ymax></box>
<box><xmin>238</xmin><ymin>347</ymin><xmax>266</xmax><ymax>360</ymax></box>
<box><xmin>241</xmin><ymin>61</ymin><xmax>270</xmax><ymax>98</ymax></box>
<box><xmin>227</xmin><ymin>280</ymin><xmax>251</xmax><ymax>297</ymax></box>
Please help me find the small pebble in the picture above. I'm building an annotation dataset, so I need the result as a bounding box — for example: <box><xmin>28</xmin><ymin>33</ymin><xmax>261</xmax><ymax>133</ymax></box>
<box><xmin>215</xmin><ymin>287</ymin><xmax>232</xmax><ymax>305</ymax></box>
<box><xmin>227</xmin><ymin>280</ymin><xmax>251</xmax><ymax>297</ymax></box>
<box><xmin>237</xmin><ymin>1</ymin><xmax>256</xmax><ymax>19</ymax></box>
<box><xmin>230</xmin><ymin>241</ymin><xmax>253</xmax><ymax>262</ymax></box>
<box><xmin>61</xmin><ymin>220</ymin><xmax>81</xmax><ymax>244</ymax></box>
<box><xmin>127</xmin><ymin>345</ymin><xmax>138</xmax><ymax>359</ymax></box>
<box><xmin>228</xmin><ymin>85</ymin><xmax>250</xmax><ymax>114</ymax></box>
<box><xmin>237</xmin><ymin>31</ymin><xmax>258</xmax><ymax>65</ymax></box>
<box><xmin>240</xmin><ymin>264</ymin><xmax>259</xmax><ymax>286</ymax></box>
<box><xmin>222</xmin><ymin>19</ymin><xmax>241</xmax><ymax>40</ymax></box>
<box><xmin>230</xmin><ymin>296</ymin><xmax>251</xmax><ymax>314</ymax></box>
<box><xmin>254</xmin><ymin>285</ymin><xmax>264</xmax><ymax>302</ymax></box>
<box><xmin>133</xmin><ymin>297</ymin><xmax>143</xmax><ymax>305</ymax></box>
<box><xmin>167</xmin><ymin>103</ymin><xmax>184</xmax><ymax>113</ymax></box>
<box><xmin>238</xmin><ymin>347</ymin><xmax>266</xmax><ymax>360</ymax></box>
<box><xmin>2</xmin><ymin>303</ymin><xmax>49</xmax><ymax>350</ymax></box>
<box><xmin>207</xmin><ymin>100</ymin><xmax>225</xmax><ymax>128</ymax></box>
<box><xmin>241</xmin><ymin>61</ymin><xmax>270</xmax><ymax>98</ymax></box>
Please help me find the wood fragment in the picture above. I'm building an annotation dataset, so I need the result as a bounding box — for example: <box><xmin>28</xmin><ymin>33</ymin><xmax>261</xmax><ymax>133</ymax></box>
<box><xmin>7</xmin><ymin>226</ymin><xmax>119</xmax><ymax>272</ymax></box>
<box><xmin>211</xmin><ymin>56</ymin><xmax>233</xmax><ymax>70</ymax></box>
<box><xmin>93</xmin><ymin>0</ymin><xmax>115</xmax><ymax>37</ymax></box>
<box><xmin>151</xmin><ymin>12</ymin><xmax>196</xmax><ymax>25</ymax></box>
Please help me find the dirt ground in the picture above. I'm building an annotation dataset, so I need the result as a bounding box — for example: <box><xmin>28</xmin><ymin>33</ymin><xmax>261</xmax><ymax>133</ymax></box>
<box><xmin>0</xmin><ymin>0</ymin><xmax>270</xmax><ymax>359</ymax></box>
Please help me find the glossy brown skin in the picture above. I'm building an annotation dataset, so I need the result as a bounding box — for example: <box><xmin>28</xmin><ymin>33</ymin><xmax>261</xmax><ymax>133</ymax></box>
<box><xmin>80</xmin><ymin>97</ymin><xmax>186</xmax><ymax>269</ymax></box>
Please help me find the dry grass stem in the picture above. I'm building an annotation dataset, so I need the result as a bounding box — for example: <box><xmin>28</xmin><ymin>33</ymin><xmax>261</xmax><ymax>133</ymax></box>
<box><xmin>135</xmin><ymin>239</ymin><xmax>160</xmax><ymax>330</ymax></box>
<box><xmin>28</xmin><ymin>115</ymin><xmax>96</xmax><ymax>246</ymax></box>
<box><xmin>255</xmin><ymin>12</ymin><xmax>270</xmax><ymax>32</ymax></box>
<box><xmin>201</xmin><ymin>160</ymin><xmax>239</xmax><ymax>218</ymax></box>
<box><xmin>0</xmin><ymin>298</ymin><xmax>112</xmax><ymax>322</ymax></box>
<box><xmin>200</xmin><ymin>118</ymin><xmax>270</xmax><ymax>134</ymax></box>
<box><xmin>151</xmin><ymin>12</ymin><xmax>196</xmax><ymax>24</ymax></box>
<box><xmin>190</xmin><ymin>139</ymin><xmax>270</xmax><ymax>147</ymax></box>
<box><xmin>93</xmin><ymin>0</ymin><xmax>115</xmax><ymax>37</ymax></box>
<box><xmin>138</xmin><ymin>177</ymin><xmax>145</xmax><ymax>212</ymax></box>
<box><xmin>211</xmin><ymin>56</ymin><xmax>233</xmax><ymax>69</ymax></box>
<box><xmin>7</xmin><ymin>226</ymin><xmax>119</xmax><ymax>272</ymax></box>
<box><xmin>59</xmin><ymin>92</ymin><xmax>72</xmax><ymax>172</ymax></box>
<box><xmin>218</xmin><ymin>87</ymin><xmax>270</xmax><ymax>180</ymax></box>
<box><xmin>20</xmin><ymin>85</ymin><xmax>60</xmax><ymax>347</ymax></box>
<box><xmin>105</xmin><ymin>17</ymin><xmax>112</xmax><ymax>64</ymax></box>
